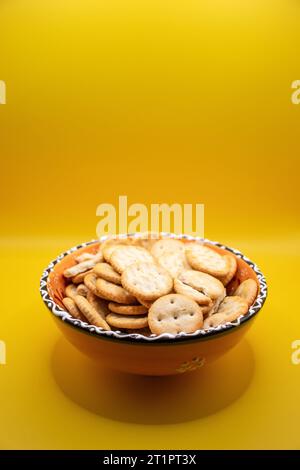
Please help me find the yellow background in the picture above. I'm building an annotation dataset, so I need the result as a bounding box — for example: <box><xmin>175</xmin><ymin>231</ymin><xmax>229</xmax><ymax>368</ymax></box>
<box><xmin>0</xmin><ymin>0</ymin><xmax>300</xmax><ymax>449</ymax></box>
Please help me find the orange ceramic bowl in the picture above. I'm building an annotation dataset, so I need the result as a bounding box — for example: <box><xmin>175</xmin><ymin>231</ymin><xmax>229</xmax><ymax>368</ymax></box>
<box><xmin>40</xmin><ymin>234</ymin><xmax>267</xmax><ymax>376</ymax></box>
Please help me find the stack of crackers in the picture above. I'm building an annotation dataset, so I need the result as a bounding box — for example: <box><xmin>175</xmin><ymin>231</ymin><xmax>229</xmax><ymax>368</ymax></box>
<box><xmin>62</xmin><ymin>235</ymin><xmax>258</xmax><ymax>336</ymax></box>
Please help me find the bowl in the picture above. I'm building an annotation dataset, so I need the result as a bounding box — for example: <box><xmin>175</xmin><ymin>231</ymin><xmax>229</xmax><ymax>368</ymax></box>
<box><xmin>40</xmin><ymin>234</ymin><xmax>267</xmax><ymax>376</ymax></box>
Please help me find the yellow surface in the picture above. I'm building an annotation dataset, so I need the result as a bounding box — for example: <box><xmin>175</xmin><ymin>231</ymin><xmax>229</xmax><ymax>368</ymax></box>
<box><xmin>0</xmin><ymin>1</ymin><xmax>300</xmax><ymax>449</ymax></box>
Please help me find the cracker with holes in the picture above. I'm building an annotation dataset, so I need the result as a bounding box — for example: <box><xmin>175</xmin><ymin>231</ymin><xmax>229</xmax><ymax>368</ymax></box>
<box><xmin>186</xmin><ymin>244</ymin><xmax>229</xmax><ymax>277</ymax></box>
<box><xmin>148</xmin><ymin>294</ymin><xmax>203</xmax><ymax>335</ymax></box>
<box><xmin>108</xmin><ymin>302</ymin><xmax>148</xmax><ymax>316</ymax></box>
<box><xmin>94</xmin><ymin>262</ymin><xmax>122</xmax><ymax>285</ymax></box>
<box><xmin>233</xmin><ymin>279</ymin><xmax>258</xmax><ymax>307</ymax></box>
<box><xmin>106</xmin><ymin>313</ymin><xmax>148</xmax><ymax>329</ymax></box>
<box><xmin>60</xmin><ymin>234</ymin><xmax>256</xmax><ymax>337</ymax></box>
<box><xmin>110</xmin><ymin>246</ymin><xmax>154</xmax><ymax>274</ymax></box>
<box><xmin>96</xmin><ymin>277</ymin><xmax>137</xmax><ymax>304</ymax></box>
<box><xmin>174</xmin><ymin>270</ymin><xmax>225</xmax><ymax>306</ymax></box>
<box><xmin>203</xmin><ymin>295</ymin><xmax>248</xmax><ymax>329</ymax></box>
<box><xmin>122</xmin><ymin>261</ymin><xmax>173</xmax><ymax>301</ymax></box>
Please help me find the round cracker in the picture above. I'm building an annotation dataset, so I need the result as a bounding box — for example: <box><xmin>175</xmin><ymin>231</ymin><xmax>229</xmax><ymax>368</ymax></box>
<box><xmin>151</xmin><ymin>238</ymin><xmax>185</xmax><ymax>258</ymax></box>
<box><xmin>63</xmin><ymin>258</ymin><xmax>100</xmax><ymax>279</ymax></box>
<box><xmin>106</xmin><ymin>313</ymin><xmax>148</xmax><ymax>329</ymax></box>
<box><xmin>186</xmin><ymin>244</ymin><xmax>229</xmax><ymax>277</ymax></box>
<box><xmin>203</xmin><ymin>296</ymin><xmax>248</xmax><ymax>328</ymax></box>
<box><xmin>84</xmin><ymin>272</ymin><xmax>99</xmax><ymax>296</ymax></box>
<box><xmin>96</xmin><ymin>277</ymin><xmax>137</xmax><ymax>304</ymax></box>
<box><xmin>75</xmin><ymin>250</ymin><xmax>103</xmax><ymax>264</ymax></box>
<box><xmin>65</xmin><ymin>283</ymin><xmax>78</xmax><ymax>300</ymax></box>
<box><xmin>87</xmin><ymin>291</ymin><xmax>110</xmax><ymax>319</ymax></box>
<box><xmin>148</xmin><ymin>294</ymin><xmax>203</xmax><ymax>335</ymax></box>
<box><xmin>94</xmin><ymin>262</ymin><xmax>122</xmax><ymax>285</ymax></box>
<box><xmin>217</xmin><ymin>296</ymin><xmax>248</xmax><ymax>320</ymax></box>
<box><xmin>74</xmin><ymin>295</ymin><xmax>110</xmax><ymax>330</ymax></box>
<box><xmin>75</xmin><ymin>252</ymin><xmax>96</xmax><ymax>263</ymax></box>
<box><xmin>108</xmin><ymin>302</ymin><xmax>148</xmax><ymax>316</ymax></box>
<box><xmin>218</xmin><ymin>254</ymin><xmax>237</xmax><ymax>286</ymax></box>
<box><xmin>76</xmin><ymin>283</ymin><xmax>89</xmax><ymax>297</ymax></box>
<box><xmin>174</xmin><ymin>270</ymin><xmax>225</xmax><ymax>306</ymax></box>
<box><xmin>71</xmin><ymin>269</ymin><xmax>94</xmax><ymax>284</ymax></box>
<box><xmin>110</xmin><ymin>246</ymin><xmax>154</xmax><ymax>274</ymax></box>
<box><xmin>233</xmin><ymin>279</ymin><xmax>258</xmax><ymax>307</ymax></box>
<box><xmin>174</xmin><ymin>279</ymin><xmax>212</xmax><ymax>305</ymax></box>
<box><xmin>121</xmin><ymin>261</ymin><xmax>173</xmax><ymax>301</ymax></box>
<box><xmin>62</xmin><ymin>297</ymin><xmax>86</xmax><ymax>321</ymax></box>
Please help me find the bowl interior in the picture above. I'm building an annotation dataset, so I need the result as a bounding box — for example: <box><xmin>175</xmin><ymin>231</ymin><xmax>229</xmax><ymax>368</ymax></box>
<box><xmin>48</xmin><ymin>239</ymin><xmax>260</xmax><ymax>313</ymax></box>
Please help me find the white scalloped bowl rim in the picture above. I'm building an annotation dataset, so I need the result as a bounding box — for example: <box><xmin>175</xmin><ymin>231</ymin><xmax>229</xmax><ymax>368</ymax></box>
<box><xmin>39</xmin><ymin>233</ymin><xmax>268</xmax><ymax>343</ymax></box>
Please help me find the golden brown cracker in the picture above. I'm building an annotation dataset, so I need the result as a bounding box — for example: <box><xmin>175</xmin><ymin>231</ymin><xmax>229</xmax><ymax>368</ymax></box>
<box><xmin>110</xmin><ymin>246</ymin><xmax>154</xmax><ymax>274</ymax></box>
<box><xmin>121</xmin><ymin>262</ymin><xmax>173</xmax><ymax>301</ymax></box>
<box><xmin>106</xmin><ymin>313</ymin><xmax>148</xmax><ymax>329</ymax></box>
<box><xmin>233</xmin><ymin>279</ymin><xmax>258</xmax><ymax>307</ymax></box>
<box><xmin>62</xmin><ymin>297</ymin><xmax>86</xmax><ymax>321</ymax></box>
<box><xmin>186</xmin><ymin>244</ymin><xmax>229</xmax><ymax>277</ymax></box>
<box><xmin>74</xmin><ymin>295</ymin><xmax>110</xmax><ymax>330</ymax></box>
<box><xmin>148</xmin><ymin>294</ymin><xmax>203</xmax><ymax>335</ymax></box>
<box><xmin>108</xmin><ymin>302</ymin><xmax>148</xmax><ymax>316</ymax></box>
<box><xmin>65</xmin><ymin>283</ymin><xmax>78</xmax><ymax>300</ymax></box>
<box><xmin>218</xmin><ymin>254</ymin><xmax>237</xmax><ymax>286</ymax></box>
<box><xmin>151</xmin><ymin>238</ymin><xmax>185</xmax><ymax>258</ymax></box>
<box><xmin>96</xmin><ymin>277</ymin><xmax>137</xmax><ymax>304</ymax></box>
<box><xmin>94</xmin><ymin>262</ymin><xmax>122</xmax><ymax>285</ymax></box>
<box><xmin>174</xmin><ymin>270</ymin><xmax>225</xmax><ymax>306</ymax></box>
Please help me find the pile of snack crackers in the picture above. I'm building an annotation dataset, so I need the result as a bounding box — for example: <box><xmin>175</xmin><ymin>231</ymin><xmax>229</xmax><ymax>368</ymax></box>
<box><xmin>62</xmin><ymin>236</ymin><xmax>258</xmax><ymax>336</ymax></box>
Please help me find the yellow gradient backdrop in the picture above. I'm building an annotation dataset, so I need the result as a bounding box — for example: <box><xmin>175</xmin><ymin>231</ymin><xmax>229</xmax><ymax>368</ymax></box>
<box><xmin>0</xmin><ymin>0</ymin><xmax>300</xmax><ymax>449</ymax></box>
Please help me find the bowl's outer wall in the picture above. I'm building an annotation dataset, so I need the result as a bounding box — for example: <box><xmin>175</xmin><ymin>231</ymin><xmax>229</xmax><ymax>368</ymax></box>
<box><xmin>53</xmin><ymin>313</ymin><xmax>254</xmax><ymax>375</ymax></box>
